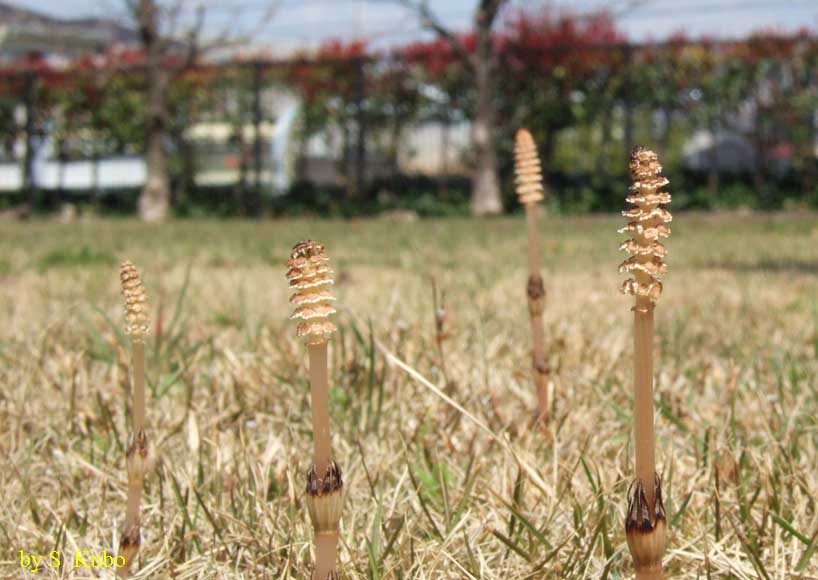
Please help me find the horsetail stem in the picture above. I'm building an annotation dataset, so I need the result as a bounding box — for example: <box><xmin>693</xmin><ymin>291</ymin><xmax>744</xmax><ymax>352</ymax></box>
<box><xmin>117</xmin><ymin>261</ymin><xmax>151</xmax><ymax>577</ymax></box>
<box><xmin>514</xmin><ymin>128</ymin><xmax>550</xmax><ymax>423</ymax></box>
<box><xmin>619</xmin><ymin>147</ymin><xmax>671</xmax><ymax>579</ymax></box>
<box><xmin>286</xmin><ymin>240</ymin><xmax>343</xmax><ymax>580</ymax></box>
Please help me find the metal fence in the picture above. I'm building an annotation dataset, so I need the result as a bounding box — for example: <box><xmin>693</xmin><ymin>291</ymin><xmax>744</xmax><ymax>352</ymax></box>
<box><xmin>1</xmin><ymin>33</ymin><xmax>817</xmax><ymax>210</ymax></box>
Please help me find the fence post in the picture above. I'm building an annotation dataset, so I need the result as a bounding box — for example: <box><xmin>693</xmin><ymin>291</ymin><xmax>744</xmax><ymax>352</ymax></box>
<box><xmin>22</xmin><ymin>70</ymin><xmax>38</xmax><ymax>207</ymax></box>
<box><xmin>252</xmin><ymin>60</ymin><xmax>264</xmax><ymax>212</ymax></box>
<box><xmin>353</xmin><ymin>57</ymin><xmax>367</xmax><ymax>199</ymax></box>
<box><xmin>622</xmin><ymin>43</ymin><xmax>634</xmax><ymax>161</ymax></box>
<box><xmin>440</xmin><ymin>108</ymin><xmax>450</xmax><ymax>197</ymax></box>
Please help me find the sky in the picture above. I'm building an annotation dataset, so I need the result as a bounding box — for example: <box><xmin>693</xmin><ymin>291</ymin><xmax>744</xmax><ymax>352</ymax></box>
<box><xmin>9</xmin><ymin>0</ymin><xmax>818</xmax><ymax>52</ymax></box>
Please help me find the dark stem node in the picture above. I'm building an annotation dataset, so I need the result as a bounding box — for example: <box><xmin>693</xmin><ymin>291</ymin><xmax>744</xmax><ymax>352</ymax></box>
<box><xmin>307</xmin><ymin>460</ymin><xmax>343</xmax><ymax>497</ymax></box>
<box><xmin>626</xmin><ymin>474</ymin><xmax>666</xmax><ymax>532</ymax></box>
<box><xmin>526</xmin><ymin>273</ymin><xmax>546</xmax><ymax>316</ymax></box>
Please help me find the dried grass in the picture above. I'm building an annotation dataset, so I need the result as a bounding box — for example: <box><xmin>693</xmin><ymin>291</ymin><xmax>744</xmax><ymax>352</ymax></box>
<box><xmin>1</xmin><ymin>214</ymin><xmax>817</xmax><ymax>578</ymax></box>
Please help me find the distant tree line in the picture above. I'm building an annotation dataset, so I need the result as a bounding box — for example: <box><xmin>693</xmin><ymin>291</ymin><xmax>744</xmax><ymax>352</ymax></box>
<box><xmin>1</xmin><ymin>4</ymin><xmax>818</xmax><ymax>218</ymax></box>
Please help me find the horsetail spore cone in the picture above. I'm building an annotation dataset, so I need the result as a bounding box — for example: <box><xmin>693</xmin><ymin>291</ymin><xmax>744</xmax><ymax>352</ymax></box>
<box><xmin>619</xmin><ymin>147</ymin><xmax>670</xmax><ymax>579</ymax></box>
<box><xmin>117</xmin><ymin>261</ymin><xmax>151</xmax><ymax>577</ymax></box>
<box><xmin>514</xmin><ymin>128</ymin><xmax>550</xmax><ymax>423</ymax></box>
<box><xmin>286</xmin><ymin>240</ymin><xmax>343</xmax><ymax>580</ymax></box>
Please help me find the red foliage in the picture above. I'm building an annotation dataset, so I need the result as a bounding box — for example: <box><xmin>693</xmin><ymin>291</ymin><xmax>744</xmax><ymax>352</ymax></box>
<box><xmin>744</xmin><ymin>28</ymin><xmax>804</xmax><ymax>61</ymax></box>
<box><xmin>286</xmin><ymin>38</ymin><xmax>370</xmax><ymax>103</ymax></box>
<box><xmin>400</xmin><ymin>35</ymin><xmax>473</xmax><ymax>80</ymax></box>
<box><xmin>502</xmin><ymin>7</ymin><xmax>624</xmax><ymax>76</ymax></box>
<box><xmin>316</xmin><ymin>38</ymin><xmax>368</xmax><ymax>61</ymax></box>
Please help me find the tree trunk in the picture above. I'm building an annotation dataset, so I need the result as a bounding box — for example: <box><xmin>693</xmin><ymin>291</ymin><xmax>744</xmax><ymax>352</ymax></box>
<box><xmin>140</xmin><ymin>111</ymin><xmax>171</xmax><ymax>221</ymax></box>
<box><xmin>406</xmin><ymin>0</ymin><xmax>505</xmax><ymax>214</ymax></box>
<box><xmin>470</xmin><ymin>15</ymin><xmax>502</xmax><ymax>216</ymax></box>
<box><xmin>137</xmin><ymin>0</ymin><xmax>171</xmax><ymax>222</ymax></box>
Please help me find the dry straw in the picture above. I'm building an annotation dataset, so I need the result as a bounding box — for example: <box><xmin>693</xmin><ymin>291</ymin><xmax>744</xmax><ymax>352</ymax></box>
<box><xmin>514</xmin><ymin>128</ymin><xmax>550</xmax><ymax>423</ymax></box>
<box><xmin>618</xmin><ymin>147</ymin><xmax>672</xmax><ymax>579</ymax></box>
<box><xmin>117</xmin><ymin>261</ymin><xmax>151</xmax><ymax>577</ymax></box>
<box><xmin>286</xmin><ymin>240</ymin><xmax>343</xmax><ymax>580</ymax></box>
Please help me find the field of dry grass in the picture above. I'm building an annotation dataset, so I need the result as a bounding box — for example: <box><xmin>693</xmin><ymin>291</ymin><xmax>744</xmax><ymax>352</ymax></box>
<box><xmin>2</xmin><ymin>213</ymin><xmax>818</xmax><ymax>579</ymax></box>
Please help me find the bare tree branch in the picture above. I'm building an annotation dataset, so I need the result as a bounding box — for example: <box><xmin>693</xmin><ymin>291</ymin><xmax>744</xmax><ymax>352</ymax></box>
<box><xmin>384</xmin><ymin>0</ymin><xmax>474</xmax><ymax>69</ymax></box>
<box><xmin>610</xmin><ymin>0</ymin><xmax>654</xmax><ymax>19</ymax></box>
<box><xmin>174</xmin><ymin>3</ymin><xmax>204</xmax><ymax>77</ymax></box>
<box><xmin>378</xmin><ymin>0</ymin><xmax>508</xmax><ymax>215</ymax></box>
<box><xmin>193</xmin><ymin>0</ymin><xmax>278</xmax><ymax>60</ymax></box>
<box><xmin>123</xmin><ymin>0</ymin><xmax>139</xmax><ymax>18</ymax></box>
<box><xmin>476</xmin><ymin>0</ymin><xmax>506</xmax><ymax>25</ymax></box>
<box><xmin>136</xmin><ymin>0</ymin><xmax>158</xmax><ymax>52</ymax></box>
<box><xmin>152</xmin><ymin>0</ymin><xmax>277</xmax><ymax>78</ymax></box>
<box><xmin>474</xmin><ymin>0</ymin><xmax>508</xmax><ymax>71</ymax></box>
<box><xmin>162</xmin><ymin>0</ymin><xmax>184</xmax><ymax>43</ymax></box>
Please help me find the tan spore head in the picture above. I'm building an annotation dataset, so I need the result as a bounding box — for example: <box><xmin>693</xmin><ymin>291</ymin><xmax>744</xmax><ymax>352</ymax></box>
<box><xmin>514</xmin><ymin>128</ymin><xmax>545</xmax><ymax>205</ymax></box>
<box><xmin>618</xmin><ymin>147</ymin><xmax>672</xmax><ymax>307</ymax></box>
<box><xmin>287</xmin><ymin>240</ymin><xmax>337</xmax><ymax>345</ymax></box>
<box><xmin>120</xmin><ymin>261</ymin><xmax>149</xmax><ymax>339</ymax></box>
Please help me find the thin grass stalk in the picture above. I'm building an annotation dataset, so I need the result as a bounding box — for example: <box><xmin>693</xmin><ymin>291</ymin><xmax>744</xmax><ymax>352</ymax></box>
<box><xmin>431</xmin><ymin>278</ymin><xmax>451</xmax><ymax>390</ymax></box>
<box><xmin>619</xmin><ymin>147</ymin><xmax>672</xmax><ymax>579</ymax></box>
<box><xmin>117</xmin><ymin>261</ymin><xmax>151</xmax><ymax>578</ymax></box>
<box><xmin>514</xmin><ymin>128</ymin><xmax>550</xmax><ymax>422</ymax></box>
<box><xmin>287</xmin><ymin>241</ymin><xmax>343</xmax><ymax>580</ymax></box>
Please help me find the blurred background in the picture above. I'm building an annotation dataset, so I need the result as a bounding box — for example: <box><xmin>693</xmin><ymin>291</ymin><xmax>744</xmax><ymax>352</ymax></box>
<box><xmin>1</xmin><ymin>0</ymin><xmax>818</xmax><ymax>220</ymax></box>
